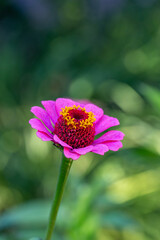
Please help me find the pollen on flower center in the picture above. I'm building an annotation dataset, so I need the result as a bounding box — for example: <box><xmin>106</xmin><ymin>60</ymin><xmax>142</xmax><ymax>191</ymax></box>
<box><xmin>54</xmin><ymin>105</ymin><xmax>96</xmax><ymax>148</ymax></box>
<box><xmin>60</xmin><ymin>105</ymin><xmax>96</xmax><ymax>129</ymax></box>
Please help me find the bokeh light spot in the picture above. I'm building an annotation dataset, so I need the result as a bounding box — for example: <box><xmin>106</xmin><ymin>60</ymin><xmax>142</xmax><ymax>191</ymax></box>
<box><xmin>112</xmin><ymin>83</ymin><xmax>144</xmax><ymax>114</ymax></box>
<box><xmin>69</xmin><ymin>78</ymin><xmax>94</xmax><ymax>99</ymax></box>
<box><xmin>124</xmin><ymin>50</ymin><xmax>147</xmax><ymax>74</ymax></box>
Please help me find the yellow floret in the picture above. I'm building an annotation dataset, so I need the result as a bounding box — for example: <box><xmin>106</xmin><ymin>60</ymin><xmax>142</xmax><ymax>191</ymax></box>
<box><xmin>60</xmin><ymin>105</ymin><xmax>96</xmax><ymax>129</ymax></box>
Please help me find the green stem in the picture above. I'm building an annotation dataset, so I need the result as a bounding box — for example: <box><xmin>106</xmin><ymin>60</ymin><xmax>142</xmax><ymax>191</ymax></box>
<box><xmin>45</xmin><ymin>154</ymin><xmax>73</xmax><ymax>240</ymax></box>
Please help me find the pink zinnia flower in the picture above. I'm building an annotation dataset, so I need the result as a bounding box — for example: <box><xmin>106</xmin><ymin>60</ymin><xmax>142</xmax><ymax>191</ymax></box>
<box><xmin>29</xmin><ymin>98</ymin><xmax>124</xmax><ymax>160</ymax></box>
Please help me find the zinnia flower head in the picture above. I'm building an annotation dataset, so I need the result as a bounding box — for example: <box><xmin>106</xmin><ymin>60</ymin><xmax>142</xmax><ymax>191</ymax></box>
<box><xmin>29</xmin><ymin>98</ymin><xmax>124</xmax><ymax>160</ymax></box>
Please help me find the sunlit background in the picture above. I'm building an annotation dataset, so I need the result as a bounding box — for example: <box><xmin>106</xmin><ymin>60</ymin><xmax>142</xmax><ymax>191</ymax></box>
<box><xmin>0</xmin><ymin>0</ymin><xmax>160</xmax><ymax>239</ymax></box>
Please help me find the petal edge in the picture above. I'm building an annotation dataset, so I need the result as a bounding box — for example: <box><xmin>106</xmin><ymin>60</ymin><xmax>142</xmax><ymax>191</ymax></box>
<box><xmin>95</xmin><ymin>115</ymin><xmax>119</xmax><ymax>135</ymax></box>
<box><xmin>92</xmin><ymin>144</ymin><xmax>109</xmax><ymax>155</ymax></box>
<box><xmin>41</xmin><ymin>100</ymin><xmax>58</xmax><ymax>124</ymax></box>
<box><xmin>64</xmin><ymin>148</ymin><xmax>80</xmax><ymax>160</ymax></box>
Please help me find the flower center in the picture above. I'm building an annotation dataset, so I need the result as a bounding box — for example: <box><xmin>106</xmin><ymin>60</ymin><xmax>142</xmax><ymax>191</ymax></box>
<box><xmin>60</xmin><ymin>105</ymin><xmax>95</xmax><ymax>129</ymax></box>
<box><xmin>69</xmin><ymin>109</ymin><xmax>88</xmax><ymax>121</ymax></box>
<box><xmin>54</xmin><ymin>105</ymin><xmax>96</xmax><ymax>148</ymax></box>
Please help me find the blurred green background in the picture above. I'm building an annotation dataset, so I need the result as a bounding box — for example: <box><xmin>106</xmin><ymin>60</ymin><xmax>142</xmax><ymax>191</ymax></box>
<box><xmin>0</xmin><ymin>0</ymin><xmax>160</xmax><ymax>239</ymax></box>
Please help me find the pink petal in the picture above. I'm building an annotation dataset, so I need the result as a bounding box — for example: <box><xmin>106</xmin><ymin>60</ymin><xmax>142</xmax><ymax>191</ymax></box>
<box><xmin>53</xmin><ymin>135</ymin><xmax>72</xmax><ymax>149</ymax></box>
<box><xmin>95</xmin><ymin>115</ymin><xmax>119</xmax><ymax>135</ymax></box>
<box><xmin>31</xmin><ymin>106</ymin><xmax>54</xmax><ymax>132</ymax></box>
<box><xmin>73</xmin><ymin>145</ymin><xmax>93</xmax><ymax>155</ymax></box>
<box><xmin>29</xmin><ymin>118</ymin><xmax>53</xmax><ymax>138</ymax></box>
<box><xmin>56</xmin><ymin>98</ymin><xmax>77</xmax><ymax>115</ymax></box>
<box><xmin>85</xmin><ymin>104</ymin><xmax>103</xmax><ymax>123</ymax></box>
<box><xmin>41</xmin><ymin>100</ymin><xmax>58</xmax><ymax>124</ymax></box>
<box><xmin>92</xmin><ymin>144</ymin><xmax>109</xmax><ymax>155</ymax></box>
<box><xmin>94</xmin><ymin>130</ymin><xmax>125</xmax><ymax>144</ymax></box>
<box><xmin>36</xmin><ymin>131</ymin><xmax>53</xmax><ymax>141</ymax></box>
<box><xmin>105</xmin><ymin>141</ymin><xmax>123</xmax><ymax>151</ymax></box>
<box><xmin>64</xmin><ymin>147</ymin><xmax>80</xmax><ymax>160</ymax></box>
